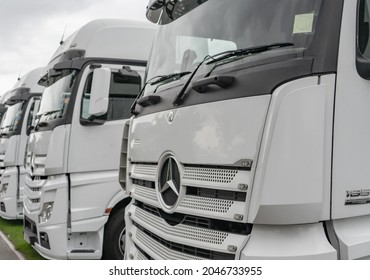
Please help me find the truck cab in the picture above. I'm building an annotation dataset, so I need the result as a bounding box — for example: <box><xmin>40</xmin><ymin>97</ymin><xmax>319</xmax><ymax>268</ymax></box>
<box><xmin>124</xmin><ymin>0</ymin><xmax>370</xmax><ymax>259</ymax></box>
<box><xmin>0</xmin><ymin>69</ymin><xmax>43</xmax><ymax>220</ymax></box>
<box><xmin>23</xmin><ymin>19</ymin><xmax>155</xmax><ymax>259</ymax></box>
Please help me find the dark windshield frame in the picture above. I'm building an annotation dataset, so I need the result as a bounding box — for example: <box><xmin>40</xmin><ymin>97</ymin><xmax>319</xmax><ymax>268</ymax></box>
<box><xmin>144</xmin><ymin>0</ymin><xmax>343</xmax><ymax>97</ymax></box>
<box><xmin>135</xmin><ymin>0</ymin><xmax>344</xmax><ymax>117</ymax></box>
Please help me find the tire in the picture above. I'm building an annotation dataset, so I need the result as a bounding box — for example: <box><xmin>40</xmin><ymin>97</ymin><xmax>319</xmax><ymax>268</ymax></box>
<box><xmin>102</xmin><ymin>207</ymin><xmax>126</xmax><ymax>260</ymax></box>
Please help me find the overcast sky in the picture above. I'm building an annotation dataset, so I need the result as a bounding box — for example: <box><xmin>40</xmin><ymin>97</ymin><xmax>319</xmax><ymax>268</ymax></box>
<box><xmin>0</xmin><ymin>0</ymin><xmax>150</xmax><ymax>95</ymax></box>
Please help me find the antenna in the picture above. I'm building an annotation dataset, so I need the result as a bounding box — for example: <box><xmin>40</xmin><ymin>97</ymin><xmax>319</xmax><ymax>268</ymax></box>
<box><xmin>17</xmin><ymin>67</ymin><xmax>23</xmax><ymax>81</ymax></box>
<box><xmin>60</xmin><ymin>25</ymin><xmax>67</xmax><ymax>45</ymax></box>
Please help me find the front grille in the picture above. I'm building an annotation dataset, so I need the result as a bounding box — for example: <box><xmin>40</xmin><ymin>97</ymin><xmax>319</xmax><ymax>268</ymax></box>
<box><xmin>119</xmin><ymin>122</ymin><xmax>130</xmax><ymax>191</ymax></box>
<box><xmin>30</xmin><ymin>198</ymin><xmax>40</xmax><ymax>203</ymax></box>
<box><xmin>134</xmin><ymin>222</ymin><xmax>235</xmax><ymax>260</ymax></box>
<box><xmin>130</xmin><ymin>162</ymin><xmax>252</xmax><ymax>260</ymax></box>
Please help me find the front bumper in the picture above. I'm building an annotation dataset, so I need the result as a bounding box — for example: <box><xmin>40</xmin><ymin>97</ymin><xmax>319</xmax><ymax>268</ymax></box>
<box><xmin>23</xmin><ymin>174</ymin><xmax>69</xmax><ymax>259</ymax></box>
<box><xmin>23</xmin><ymin>174</ymin><xmax>106</xmax><ymax>259</ymax></box>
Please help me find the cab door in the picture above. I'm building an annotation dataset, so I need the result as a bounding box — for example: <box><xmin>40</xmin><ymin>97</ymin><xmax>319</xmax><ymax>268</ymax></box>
<box><xmin>332</xmin><ymin>0</ymin><xmax>370</xmax><ymax>219</ymax></box>
<box><xmin>68</xmin><ymin>63</ymin><xmax>145</xmax><ymax>223</ymax></box>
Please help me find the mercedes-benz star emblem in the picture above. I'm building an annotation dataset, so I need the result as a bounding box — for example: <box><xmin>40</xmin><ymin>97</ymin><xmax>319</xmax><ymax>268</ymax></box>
<box><xmin>158</xmin><ymin>156</ymin><xmax>181</xmax><ymax>209</ymax></box>
<box><xmin>168</xmin><ymin>111</ymin><xmax>174</xmax><ymax>123</ymax></box>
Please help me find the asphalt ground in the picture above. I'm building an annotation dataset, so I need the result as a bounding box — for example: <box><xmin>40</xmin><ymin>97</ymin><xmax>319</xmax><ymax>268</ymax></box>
<box><xmin>0</xmin><ymin>232</ymin><xmax>20</xmax><ymax>260</ymax></box>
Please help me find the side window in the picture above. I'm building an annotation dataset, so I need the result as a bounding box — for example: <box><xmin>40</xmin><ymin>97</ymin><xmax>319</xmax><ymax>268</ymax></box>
<box><xmin>81</xmin><ymin>73</ymin><xmax>93</xmax><ymax>120</ymax></box>
<box><xmin>81</xmin><ymin>71</ymin><xmax>141</xmax><ymax>122</ymax></box>
<box><xmin>26</xmin><ymin>101</ymin><xmax>35</xmax><ymax>130</ymax></box>
<box><xmin>359</xmin><ymin>0</ymin><xmax>370</xmax><ymax>58</ymax></box>
<box><xmin>26</xmin><ymin>98</ymin><xmax>40</xmax><ymax>134</ymax></box>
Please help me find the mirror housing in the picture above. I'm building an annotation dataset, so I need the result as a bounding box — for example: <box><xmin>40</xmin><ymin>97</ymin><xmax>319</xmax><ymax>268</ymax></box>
<box><xmin>146</xmin><ymin>0</ymin><xmax>165</xmax><ymax>23</ymax></box>
<box><xmin>89</xmin><ymin>68</ymin><xmax>111</xmax><ymax>117</ymax></box>
<box><xmin>356</xmin><ymin>48</ymin><xmax>370</xmax><ymax>80</ymax></box>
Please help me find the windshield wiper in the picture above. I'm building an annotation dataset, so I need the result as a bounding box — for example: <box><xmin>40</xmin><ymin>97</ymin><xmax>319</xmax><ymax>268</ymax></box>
<box><xmin>150</xmin><ymin>71</ymin><xmax>191</xmax><ymax>86</ymax></box>
<box><xmin>130</xmin><ymin>71</ymin><xmax>191</xmax><ymax>115</ymax></box>
<box><xmin>173</xmin><ymin>42</ymin><xmax>294</xmax><ymax>106</ymax></box>
<box><xmin>36</xmin><ymin>109</ymin><xmax>63</xmax><ymax>120</ymax></box>
<box><xmin>206</xmin><ymin>42</ymin><xmax>294</xmax><ymax>65</ymax></box>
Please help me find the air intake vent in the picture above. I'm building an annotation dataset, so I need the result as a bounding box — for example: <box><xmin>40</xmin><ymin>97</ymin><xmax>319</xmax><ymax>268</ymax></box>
<box><xmin>186</xmin><ymin>186</ymin><xmax>246</xmax><ymax>201</ymax></box>
<box><xmin>184</xmin><ymin>166</ymin><xmax>238</xmax><ymax>184</ymax></box>
<box><xmin>132</xmin><ymin>179</ymin><xmax>155</xmax><ymax>189</ymax></box>
<box><xmin>119</xmin><ymin>121</ymin><xmax>130</xmax><ymax>191</ymax></box>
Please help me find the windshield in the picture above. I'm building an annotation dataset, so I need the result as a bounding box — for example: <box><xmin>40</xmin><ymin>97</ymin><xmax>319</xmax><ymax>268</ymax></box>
<box><xmin>37</xmin><ymin>71</ymin><xmax>77</xmax><ymax>122</ymax></box>
<box><xmin>0</xmin><ymin>102</ymin><xmax>24</xmax><ymax>135</ymax></box>
<box><xmin>145</xmin><ymin>0</ymin><xmax>322</xmax><ymax>94</ymax></box>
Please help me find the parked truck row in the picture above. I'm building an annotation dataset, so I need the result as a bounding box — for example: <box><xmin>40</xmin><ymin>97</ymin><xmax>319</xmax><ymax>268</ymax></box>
<box><xmin>1</xmin><ymin>0</ymin><xmax>370</xmax><ymax>260</ymax></box>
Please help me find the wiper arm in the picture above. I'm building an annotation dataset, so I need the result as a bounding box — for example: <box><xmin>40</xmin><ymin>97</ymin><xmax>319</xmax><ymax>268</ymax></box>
<box><xmin>130</xmin><ymin>71</ymin><xmax>191</xmax><ymax>115</ymax></box>
<box><xmin>173</xmin><ymin>55</ymin><xmax>212</xmax><ymax>106</ymax></box>
<box><xmin>207</xmin><ymin>42</ymin><xmax>294</xmax><ymax>65</ymax></box>
<box><xmin>173</xmin><ymin>42</ymin><xmax>294</xmax><ymax>106</ymax></box>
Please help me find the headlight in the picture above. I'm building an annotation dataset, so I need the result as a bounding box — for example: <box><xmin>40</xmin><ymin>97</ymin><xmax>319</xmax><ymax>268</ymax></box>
<box><xmin>39</xmin><ymin>202</ymin><xmax>54</xmax><ymax>223</ymax></box>
<box><xmin>0</xmin><ymin>183</ymin><xmax>7</xmax><ymax>196</ymax></box>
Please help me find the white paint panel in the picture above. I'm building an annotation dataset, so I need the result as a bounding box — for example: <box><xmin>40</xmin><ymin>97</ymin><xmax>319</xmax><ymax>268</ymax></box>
<box><xmin>3</xmin><ymin>136</ymin><xmax>19</xmax><ymax>166</ymax></box>
<box><xmin>334</xmin><ymin>215</ymin><xmax>370</xmax><ymax>259</ymax></box>
<box><xmin>250</xmin><ymin>75</ymin><xmax>335</xmax><ymax>224</ymax></box>
<box><xmin>332</xmin><ymin>0</ymin><xmax>370</xmax><ymax>219</ymax></box>
<box><xmin>70</xmin><ymin>171</ymin><xmax>123</xmax><ymax>223</ymax></box>
<box><xmin>130</xmin><ymin>96</ymin><xmax>271</xmax><ymax>165</ymax></box>
<box><xmin>240</xmin><ymin>223</ymin><xmax>336</xmax><ymax>259</ymax></box>
<box><xmin>44</xmin><ymin>125</ymin><xmax>69</xmax><ymax>175</ymax></box>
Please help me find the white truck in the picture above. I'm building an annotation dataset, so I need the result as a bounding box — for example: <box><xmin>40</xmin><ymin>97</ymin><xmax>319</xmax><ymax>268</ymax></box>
<box><xmin>124</xmin><ymin>0</ymin><xmax>370</xmax><ymax>260</ymax></box>
<box><xmin>23</xmin><ymin>19</ymin><xmax>155</xmax><ymax>259</ymax></box>
<box><xmin>0</xmin><ymin>69</ymin><xmax>43</xmax><ymax>220</ymax></box>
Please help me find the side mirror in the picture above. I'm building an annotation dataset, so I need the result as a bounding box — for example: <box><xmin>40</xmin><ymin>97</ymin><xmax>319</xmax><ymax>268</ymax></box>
<box><xmin>356</xmin><ymin>48</ymin><xmax>370</xmax><ymax>80</ymax></box>
<box><xmin>89</xmin><ymin>68</ymin><xmax>111</xmax><ymax>117</ymax></box>
<box><xmin>146</xmin><ymin>0</ymin><xmax>164</xmax><ymax>23</ymax></box>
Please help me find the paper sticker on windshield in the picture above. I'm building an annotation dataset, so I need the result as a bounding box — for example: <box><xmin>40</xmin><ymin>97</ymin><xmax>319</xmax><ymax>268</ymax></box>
<box><xmin>293</xmin><ymin>13</ymin><xmax>314</xmax><ymax>34</ymax></box>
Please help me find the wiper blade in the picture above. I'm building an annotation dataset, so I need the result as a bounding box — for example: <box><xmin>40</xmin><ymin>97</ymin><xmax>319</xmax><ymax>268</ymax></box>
<box><xmin>130</xmin><ymin>71</ymin><xmax>191</xmax><ymax>115</ymax></box>
<box><xmin>36</xmin><ymin>109</ymin><xmax>62</xmax><ymax>119</ymax></box>
<box><xmin>207</xmin><ymin>42</ymin><xmax>294</xmax><ymax>65</ymax></box>
<box><xmin>150</xmin><ymin>71</ymin><xmax>191</xmax><ymax>86</ymax></box>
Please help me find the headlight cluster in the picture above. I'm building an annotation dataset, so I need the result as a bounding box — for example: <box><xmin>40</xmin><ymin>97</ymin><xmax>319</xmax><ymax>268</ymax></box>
<box><xmin>39</xmin><ymin>202</ymin><xmax>54</xmax><ymax>223</ymax></box>
<box><xmin>0</xmin><ymin>183</ymin><xmax>7</xmax><ymax>196</ymax></box>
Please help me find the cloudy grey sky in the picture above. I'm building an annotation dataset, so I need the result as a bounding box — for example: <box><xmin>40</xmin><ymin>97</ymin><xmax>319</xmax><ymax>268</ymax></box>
<box><xmin>0</xmin><ymin>0</ymin><xmax>150</xmax><ymax>95</ymax></box>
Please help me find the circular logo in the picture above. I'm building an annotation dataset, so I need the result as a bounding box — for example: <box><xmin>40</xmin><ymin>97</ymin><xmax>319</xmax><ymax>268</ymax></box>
<box><xmin>168</xmin><ymin>111</ymin><xmax>174</xmax><ymax>123</ymax></box>
<box><xmin>158</xmin><ymin>156</ymin><xmax>181</xmax><ymax>210</ymax></box>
